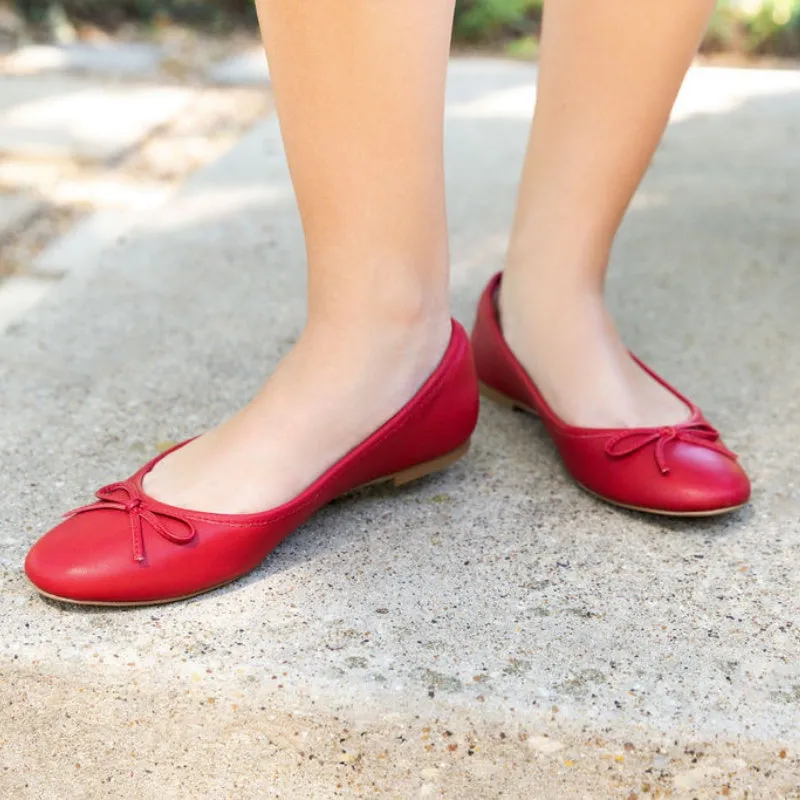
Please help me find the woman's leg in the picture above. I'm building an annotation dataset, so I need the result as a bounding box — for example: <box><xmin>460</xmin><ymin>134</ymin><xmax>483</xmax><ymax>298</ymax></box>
<box><xmin>500</xmin><ymin>0</ymin><xmax>716</xmax><ymax>428</ymax></box>
<box><xmin>145</xmin><ymin>1</ymin><xmax>455</xmax><ymax>513</ymax></box>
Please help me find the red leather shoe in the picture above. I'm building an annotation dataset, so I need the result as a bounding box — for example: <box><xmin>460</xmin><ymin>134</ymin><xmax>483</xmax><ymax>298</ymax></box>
<box><xmin>25</xmin><ymin>320</ymin><xmax>479</xmax><ymax>606</ymax></box>
<box><xmin>472</xmin><ymin>273</ymin><xmax>750</xmax><ymax>516</ymax></box>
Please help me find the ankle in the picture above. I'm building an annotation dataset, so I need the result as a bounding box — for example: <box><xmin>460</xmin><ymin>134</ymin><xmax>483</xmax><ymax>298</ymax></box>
<box><xmin>499</xmin><ymin>268</ymin><xmax>605</xmax><ymax>342</ymax></box>
<box><xmin>276</xmin><ymin>312</ymin><xmax>450</xmax><ymax>411</ymax></box>
<box><xmin>503</xmin><ymin>255</ymin><xmax>605</xmax><ymax>300</ymax></box>
<box><xmin>502</xmin><ymin>225</ymin><xmax>612</xmax><ymax>303</ymax></box>
<box><xmin>304</xmin><ymin>300</ymin><xmax>451</xmax><ymax>358</ymax></box>
<box><xmin>308</xmin><ymin>252</ymin><xmax>449</xmax><ymax>325</ymax></box>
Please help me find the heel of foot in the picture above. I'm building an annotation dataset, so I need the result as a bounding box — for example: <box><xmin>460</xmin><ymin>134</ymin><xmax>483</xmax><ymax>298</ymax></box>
<box><xmin>479</xmin><ymin>382</ymin><xmax>519</xmax><ymax>411</ymax></box>
<box><xmin>391</xmin><ymin>440</ymin><xmax>471</xmax><ymax>487</ymax></box>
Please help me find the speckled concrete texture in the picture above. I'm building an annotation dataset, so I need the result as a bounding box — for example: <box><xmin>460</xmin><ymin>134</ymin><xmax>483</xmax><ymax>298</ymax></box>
<box><xmin>1</xmin><ymin>61</ymin><xmax>799</xmax><ymax>798</ymax></box>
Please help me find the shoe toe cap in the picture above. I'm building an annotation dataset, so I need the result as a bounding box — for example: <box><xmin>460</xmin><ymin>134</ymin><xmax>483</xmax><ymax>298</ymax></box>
<box><xmin>672</xmin><ymin>449</ymin><xmax>751</xmax><ymax>513</ymax></box>
<box><xmin>637</xmin><ymin>444</ymin><xmax>751</xmax><ymax>515</ymax></box>
<box><xmin>25</xmin><ymin>510</ymin><xmax>133</xmax><ymax>603</ymax></box>
<box><xmin>576</xmin><ymin>438</ymin><xmax>752</xmax><ymax>515</ymax></box>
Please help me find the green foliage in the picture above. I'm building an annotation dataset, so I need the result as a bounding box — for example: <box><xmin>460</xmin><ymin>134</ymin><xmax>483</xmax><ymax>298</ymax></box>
<box><xmin>704</xmin><ymin>4</ymin><xmax>744</xmax><ymax>52</ymax></box>
<box><xmin>453</xmin><ymin>0</ymin><xmax>543</xmax><ymax>43</ymax></box>
<box><xmin>705</xmin><ymin>0</ymin><xmax>800</xmax><ymax>55</ymax></box>
<box><xmin>453</xmin><ymin>0</ymin><xmax>800</xmax><ymax>55</ymax></box>
<box><xmin>13</xmin><ymin>0</ymin><xmax>800</xmax><ymax>57</ymax></box>
<box><xmin>504</xmin><ymin>34</ymin><xmax>539</xmax><ymax>59</ymax></box>
<box><xmin>15</xmin><ymin>0</ymin><xmax>257</xmax><ymax>30</ymax></box>
<box><xmin>744</xmin><ymin>0</ymin><xmax>800</xmax><ymax>54</ymax></box>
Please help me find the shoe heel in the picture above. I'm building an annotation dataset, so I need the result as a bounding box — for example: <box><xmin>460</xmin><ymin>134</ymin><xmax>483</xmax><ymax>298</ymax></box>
<box><xmin>391</xmin><ymin>440</ymin><xmax>471</xmax><ymax>487</ymax></box>
<box><xmin>479</xmin><ymin>381</ymin><xmax>518</xmax><ymax>410</ymax></box>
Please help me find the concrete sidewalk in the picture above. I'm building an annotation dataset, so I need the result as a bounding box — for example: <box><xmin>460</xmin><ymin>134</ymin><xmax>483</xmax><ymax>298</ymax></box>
<box><xmin>2</xmin><ymin>60</ymin><xmax>800</xmax><ymax>798</ymax></box>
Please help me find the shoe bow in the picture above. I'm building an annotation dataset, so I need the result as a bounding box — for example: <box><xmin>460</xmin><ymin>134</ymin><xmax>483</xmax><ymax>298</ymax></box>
<box><xmin>604</xmin><ymin>422</ymin><xmax>737</xmax><ymax>476</ymax></box>
<box><xmin>65</xmin><ymin>482</ymin><xmax>196</xmax><ymax>562</ymax></box>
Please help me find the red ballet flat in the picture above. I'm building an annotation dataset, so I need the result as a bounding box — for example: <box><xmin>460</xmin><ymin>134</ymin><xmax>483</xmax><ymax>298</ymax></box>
<box><xmin>472</xmin><ymin>273</ymin><xmax>750</xmax><ymax>516</ymax></box>
<box><xmin>25</xmin><ymin>320</ymin><xmax>479</xmax><ymax>606</ymax></box>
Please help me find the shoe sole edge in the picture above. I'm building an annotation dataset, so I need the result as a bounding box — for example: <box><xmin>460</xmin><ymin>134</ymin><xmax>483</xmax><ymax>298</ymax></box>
<box><xmin>576</xmin><ymin>482</ymin><xmax>749</xmax><ymax>518</ymax></box>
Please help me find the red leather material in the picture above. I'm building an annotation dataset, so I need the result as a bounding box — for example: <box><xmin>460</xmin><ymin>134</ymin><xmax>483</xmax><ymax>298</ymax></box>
<box><xmin>25</xmin><ymin>320</ymin><xmax>479</xmax><ymax>604</ymax></box>
<box><xmin>472</xmin><ymin>273</ymin><xmax>751</xmax><ymax>514</ymax></box>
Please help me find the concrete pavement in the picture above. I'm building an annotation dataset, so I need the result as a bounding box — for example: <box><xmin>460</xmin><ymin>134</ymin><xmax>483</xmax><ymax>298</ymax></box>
<box><xmin>1</xmin><ymin>60</ymin><xmax>800</xmax><ymax>798</ymax></box>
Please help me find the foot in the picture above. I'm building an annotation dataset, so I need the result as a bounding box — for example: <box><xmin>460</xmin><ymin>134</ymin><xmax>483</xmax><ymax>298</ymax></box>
<box><xmin>498</xmin><ymin>275</ymin><xmax>689</xmax><ymax>429</ymax></box>
<box><xmin>143</xmin><ymin>316</ymin><xmax>452</xmax><ymax>514</ymax></box>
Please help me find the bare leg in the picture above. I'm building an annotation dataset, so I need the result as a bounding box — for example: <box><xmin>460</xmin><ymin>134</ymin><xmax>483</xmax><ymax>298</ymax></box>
<box><xmin>145</xmin><ymin>1</ymin><xmax>455</xmax><ymax>513</ymax></box>
<box><xmin>501</xmin><ymin>0</ymin><xmax>716</xmax><ymax>428</ymax></box>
